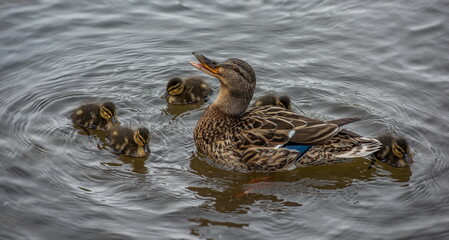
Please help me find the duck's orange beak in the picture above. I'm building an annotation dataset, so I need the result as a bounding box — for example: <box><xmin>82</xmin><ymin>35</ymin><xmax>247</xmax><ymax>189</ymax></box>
<box><xmin>190</xmin><ymin>52</ymin><xmax>220</xmax><ymax>77</ymax></box>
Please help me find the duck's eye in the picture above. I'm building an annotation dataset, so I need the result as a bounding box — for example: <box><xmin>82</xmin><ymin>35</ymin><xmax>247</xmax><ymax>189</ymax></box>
<box><xmin>233</xmin><ymin>67</ymin><xmax>240</xmax><ymax>73</ymax></box>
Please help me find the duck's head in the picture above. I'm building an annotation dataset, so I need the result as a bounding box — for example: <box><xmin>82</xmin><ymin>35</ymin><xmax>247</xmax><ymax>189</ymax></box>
<box><xmin>190</xmin><ymin>52</ymin><xmax>256</xmax><ymax>116</ymax></box>
<box><xmin>162</xmin><ymin>77</ymin><xmax>185</xmax><ymax>99</ymax></box>
<box><xmin>100</xmin><ymin>102</ymin><xmax>118</xmax><ymax>124</ymax></box>
<box><xmin>134</xmin><ymin>127</ymin><xmax>150</xmax><ymax>153</ymax></box>
<box><xmin>374</xmin><ymin>134</ymin><xmax>413</xmax><ymax>167</ymax></box>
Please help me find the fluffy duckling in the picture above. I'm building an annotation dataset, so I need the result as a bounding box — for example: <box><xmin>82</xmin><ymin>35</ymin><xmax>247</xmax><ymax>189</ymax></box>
<box><xmin>71</xmin><ymin>102</ymin><xmax>118</xmax><ymax>131</ymax></box>
<box><xmin>106</xmin><ymin>126</ymin><xmax>150</xmax><ymax>158</ymax></box>
<box><xmin>372</xmin><ymin>134</ymin><xmax>413</xmax><ymax>167</ymax></box>
<box><xmin>161</xmin><ymin>76</ymin><xmax>212</xmax><ymax>104</ymax></box>
<box><xmin>253</xmin><ymin>93</ymin><xmax>291</xmax><ymax>109</ymax></box>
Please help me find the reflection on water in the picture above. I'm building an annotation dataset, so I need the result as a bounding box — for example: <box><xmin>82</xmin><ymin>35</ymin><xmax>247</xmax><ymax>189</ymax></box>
<box><xmin>162</xmin><ymin>101</ymin><xmax>208</xmax><ymax>118</ymax></box>
<box><xmin>101</xmin><ymin>156</ymin><xmax>148</xmax><ymax>174</ymax></box>
<box><xmin>188</xmin><ymin>152</ymin><xmax>411</xmax><ymax>215</ymax></box>
<box><xmin>187</xmin><ymin>151</ymin><xmax>415</xmax><ymax>238</ymax></box>
<box><xmin>189</xmin><ymin>218</ymin><xmax>250</xmax><ymax>239</ymax></box>
<box><xmin>190</xmin><ymin>218</ymin><xmax>249</xmax><ymax>229</ymax></box>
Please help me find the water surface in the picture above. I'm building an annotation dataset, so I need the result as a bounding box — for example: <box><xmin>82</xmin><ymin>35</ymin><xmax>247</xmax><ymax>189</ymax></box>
<box><xmin>1</xmin><ymin>0</ymin><xmax>449</xmax><ymax>239</ymax></box>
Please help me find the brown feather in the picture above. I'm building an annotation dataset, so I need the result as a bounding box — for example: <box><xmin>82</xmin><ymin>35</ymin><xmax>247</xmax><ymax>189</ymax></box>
<box><xmin>328</xmin><ymin>118</ymin><xmax>361</xmax><ymax>126</ymax></box>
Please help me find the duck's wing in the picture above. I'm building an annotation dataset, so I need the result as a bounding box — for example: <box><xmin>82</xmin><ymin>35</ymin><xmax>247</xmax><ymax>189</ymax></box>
<box><xmin>240</xmin><ymin>147</ymin><xmax>300</xmax><ymax>171</ymax></box>
<box><xmin>328</xmin><ymin>117</ymin><xmax>360</xmax><ymax>126</ymax></box>
<box><xmin>237</xmin><ymin>106</ymin><xmax>341</xmax><ymax>146</ymax></box>
<box><xmin>233</xmin><ymin>107</ymin><xmax>377</xmax><ymax>170</ymax></box>
<box><xmin>233</xmin><ymin>107</ymin><xmax>369</xmax><ymax>170</ymax></box>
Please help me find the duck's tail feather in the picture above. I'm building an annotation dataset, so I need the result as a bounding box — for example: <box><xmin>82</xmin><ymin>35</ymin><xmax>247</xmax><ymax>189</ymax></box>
<box><xmin>334</xmin><ymin>137</ymin><xmax>381</xmax><ymax>158</ymax></box>
<box><xmin>328</xmin><ymin>118</ymin><xmax>361</xmax><ymax>127</ymax></box>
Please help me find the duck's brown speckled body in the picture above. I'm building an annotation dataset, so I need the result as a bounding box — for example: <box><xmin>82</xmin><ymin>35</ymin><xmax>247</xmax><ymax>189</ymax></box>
<box><xmin>190</xmin><ymin>52</ymin><xmax>381</xmax><ymax>172</ymax></box>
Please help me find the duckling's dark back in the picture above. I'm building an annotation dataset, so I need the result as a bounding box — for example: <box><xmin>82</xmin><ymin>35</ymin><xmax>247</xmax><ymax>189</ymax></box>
<box><xmin>167</xmin><ymin>77</ymin><xmax>212</xmax><ymax>104</ymax></box>
<box><xmin>253</xmin><ymin>93</ymin><xmax>291</xmax><ymax>109</ymax></box>
<box><xmin>184</xmin><ymin>77</ymin><xmax>212</xmax><ymax>100</ymax></box>
<box><xmin>373</xmin><ymin>134</ymin><xmax>393</xmax><ymax>160</ymax></box>
<box><xmin>71</xmin><ymin>103</ymin><xmax>103</xmax><ymax>129</ymax></box>
<box><xmin>107</xmin><ymin>126</ymin><xmax>150</xmax><ymax>158</ymax></box>
<box><xmin>107</xmin><ymin>126</ymin><xmax>135</xmax><ymax>154</ymax></box>
<box><xmin>108</xmin><ymin>126</ymin><xmax>134</xmax><ymax>146</ymax></box>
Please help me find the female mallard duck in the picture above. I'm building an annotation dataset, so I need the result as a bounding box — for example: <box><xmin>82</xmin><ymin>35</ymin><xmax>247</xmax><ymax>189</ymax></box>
<box><xmin>253</xmin><ymin>93</ymin><xmax>291</xmax><ymax>109</ymax></box>
<box><xmin>161</xmin><ymin>76</ymin><xmax>212</xmax><ymax>104</ymax></box>
<box><xmin>372</xmin><ymin>134</ymin><xmax>413</xmax><ymax>167</ymax></box>
<box><xmin>71</xmin><ymin>102</ymin><xmax>118</xmax><ymax>131</ymax></box>
<box><xmin>189</xmin><ymin>52</ymin><xmax>381</xmax><ymax>172</ymax></box>
<box><xmin>106</xmin><ymin>126</ymin><xmax>150</xmax><ymax>158</ymax></box>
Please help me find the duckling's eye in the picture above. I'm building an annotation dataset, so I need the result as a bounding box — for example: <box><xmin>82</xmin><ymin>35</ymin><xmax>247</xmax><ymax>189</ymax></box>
<box><xmin>392</xmin><ymin>144</ymin><xmax>404</xmax><ymax>158</ymax></box>
<box><xmin>233</xmin><ymin>67</ymin><xmax>240</xmax><ymax>73</ymax></box>
<box><xmin>100</xmin><ymin>107</ymin><xmax>112</xmax><ymax>119</ymax></box>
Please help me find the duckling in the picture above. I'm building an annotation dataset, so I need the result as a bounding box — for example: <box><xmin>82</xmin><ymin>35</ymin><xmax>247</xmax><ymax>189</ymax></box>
<box><xmin>372</xmin><ymin>134</ymin><xmax>413</xmax><ymax>167</ymax></box>
<box><xmin>253</xmin><ymin>93</ymin><xmax>291</xmax><ymax>109</ymax></box>
<box><xmin>71</xmin><ymin>102</ymin><xmax>118</xmax><ymax>131</ymax></box>
<box><xmin>161</xmin><ymin>76</ymin><xmax>212</xmax><ymax>104</ymax></box>
<box><xmin>106</xmin><ymin>126</ymin><xmax>150</xmax><ymax>158</ymax></box>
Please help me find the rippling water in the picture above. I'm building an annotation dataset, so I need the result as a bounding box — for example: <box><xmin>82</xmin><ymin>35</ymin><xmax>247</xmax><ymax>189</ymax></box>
<box><xmin>1</xmin><ymin>0</ymin><xmax>448</xmax><ymax>239</ymax></box>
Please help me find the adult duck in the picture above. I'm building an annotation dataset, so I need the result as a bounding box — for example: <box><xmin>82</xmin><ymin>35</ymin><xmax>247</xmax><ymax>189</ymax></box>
<box><xmin>190</xmin><ymin>52</ymin><xmax>380</xmax><ymax>172</ymax></box>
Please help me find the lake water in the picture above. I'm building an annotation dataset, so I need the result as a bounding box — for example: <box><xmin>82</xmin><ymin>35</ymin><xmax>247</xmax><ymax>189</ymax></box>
<box><xmin>1</xmin><ymin>0</ymin><xmax>448</xmax><ymax>239</ymax></box>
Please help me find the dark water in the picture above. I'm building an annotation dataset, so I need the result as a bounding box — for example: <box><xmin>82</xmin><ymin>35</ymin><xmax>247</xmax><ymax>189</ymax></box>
<box><xmin>1</xmin><ymin>0</ymin><xmax>448</xmax><ymax>239</ymax></box>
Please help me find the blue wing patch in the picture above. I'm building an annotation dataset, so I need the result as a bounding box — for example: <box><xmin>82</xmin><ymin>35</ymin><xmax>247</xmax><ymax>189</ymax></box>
<box><xmin>284</xmin><ymin>144</ymin><xmax>312</xmax><ymax>158</ymax></box>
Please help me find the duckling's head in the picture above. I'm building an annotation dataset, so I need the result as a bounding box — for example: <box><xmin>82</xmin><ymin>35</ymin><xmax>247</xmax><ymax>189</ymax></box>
<box><xmin>255</xmin><ymin>94</ymin><xmax>291</xmax><ymax>109</ymax></box>
<box><xmin>134</xmin><ymin>127</ymin><xmax>150</xmax><ymax>152</ymax></box>
<box><xmin>374</xmin><ymin>134</ymin><xmax>413</xmax><ymax>167</ymax></box>
<box><xmin>100</xmin><ymin>102</ymin><xmax>118</xmax><ymax>124</ymax></box>
<box><xmin>190</xmin><ymin>52</ymin><xmax>256</xmax><ymax>116</ymax></box>
<box><xmin>278</xmin><ymin>95</ymin><xmax>292</xmax><ymax>110</ymax></box>
<box><xmin>162</xmin><ymin>77</ymin><xmax>185</xmax><ymax>99</ymax></box>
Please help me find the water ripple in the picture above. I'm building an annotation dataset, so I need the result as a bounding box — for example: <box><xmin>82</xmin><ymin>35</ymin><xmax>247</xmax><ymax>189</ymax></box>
<box><xmin>1</xmin><ymin>0</ymin><xmax>448</xmax><ymax>239</ymax></box>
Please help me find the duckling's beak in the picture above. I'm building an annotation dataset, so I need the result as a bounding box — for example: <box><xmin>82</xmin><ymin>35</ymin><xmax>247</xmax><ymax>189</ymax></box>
<box><xmin>161</xmin><ymin>91</ymin><xmax>169</xmax><ymax>99</ymax></box>
<box><xmin>190</xmin><ymin>52</ymin><xmax>220</xmax><ymax>77</ymax></box>
<box><xmin>111</xmin><ymin>116</ymin><xmax>118</xmax><ymax>124</ymax></box>
<box><xmin>404</xmin><ymin>153</ymin><xmax>413</xmax><ymax>164</ymax></box>
<box><xmin>144</xmin><ymin>143</ymin><xmax>150</xmax><ymax>153</ymax></box>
